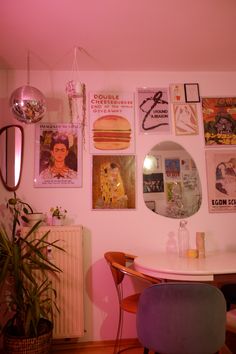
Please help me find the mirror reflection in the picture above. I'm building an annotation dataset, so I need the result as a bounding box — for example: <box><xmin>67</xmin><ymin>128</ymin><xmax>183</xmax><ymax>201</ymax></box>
<box><xmin>143</xmin><ymin>141</ymin><xmax>202</xmax><ymax>218</ymax></box>
<box><xmin>0</xmin><ymin>125</ymin><xmax>23</xmax><ymax>191</ymax></box>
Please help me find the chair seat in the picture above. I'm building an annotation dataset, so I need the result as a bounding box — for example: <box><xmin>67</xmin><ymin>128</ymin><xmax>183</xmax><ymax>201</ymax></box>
<box><xmin>121</xmin><ymin>293</ymin><xmax>140</xmax><ymax>313</ymax></box>
<box><xmin>226</xmin><ymin>309</ymin><xmax>236</xmax><ymax>333</ymax></box>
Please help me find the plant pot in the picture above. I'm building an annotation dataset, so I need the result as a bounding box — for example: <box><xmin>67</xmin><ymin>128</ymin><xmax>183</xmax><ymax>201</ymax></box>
<box><xmin>3</xmin><ymin>319</ymin><xmax>53</xmax><ymax>354</ymax></box>
<box><xmin>52</xmin><ymin>216</ymin><xmax>63</xmax><ymax>226</ymax></box>
<box><xmin>26</xmin><ymin>213</ymin><xmax>45</xmax><ymax>226</ymax></box>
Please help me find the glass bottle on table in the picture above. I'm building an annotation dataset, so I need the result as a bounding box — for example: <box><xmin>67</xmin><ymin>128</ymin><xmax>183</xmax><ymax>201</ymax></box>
<box><xmin>178</xmin><ymin>220</ymin><xmax>189</xmax><ymax>257</ymax></box>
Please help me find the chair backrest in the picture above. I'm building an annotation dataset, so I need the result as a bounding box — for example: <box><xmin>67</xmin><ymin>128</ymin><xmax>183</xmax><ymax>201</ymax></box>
<box><xmin>137</xmin><ymin>282</ymin><xmax>226</xmax><ymax>354</ymax></box>
<box><xmin>104</xmin><ymin>251</ymin><xmax>127</xmax><ymax>285</ymax></box>
<box><xmin>104</xmin><ymin>252</ymin><xmax>160</xmax><ymax>302</ymax></box>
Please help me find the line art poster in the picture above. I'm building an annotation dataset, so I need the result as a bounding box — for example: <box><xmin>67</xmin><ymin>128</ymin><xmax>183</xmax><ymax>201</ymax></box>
<box><xmin>137</xmin><ymin>87</ymin><xmax>170</xmax><ymax>134</ymax></box>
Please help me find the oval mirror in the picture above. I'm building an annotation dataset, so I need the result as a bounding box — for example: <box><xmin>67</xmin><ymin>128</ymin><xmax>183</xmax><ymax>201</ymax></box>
<box><xmin>143</xmin><ymin>141</ymin><xmax>202</xmax><ymax>218</ymax></box>
<box><xmin>0</xmin><ymin>125</ymin><xmax>24</xmax><ymax>191</ymax></box>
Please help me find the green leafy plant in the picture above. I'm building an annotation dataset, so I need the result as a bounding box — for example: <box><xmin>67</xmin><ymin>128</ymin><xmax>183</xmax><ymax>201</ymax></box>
<box><xmin>50</xmin><ymin>206</ymin><xmax>67</xmax><ymax>220</ymax></box>
<box><xmin>0</xmin><ymin>193</ymin><xmax>64</xmax><ymax>338</ymax></box>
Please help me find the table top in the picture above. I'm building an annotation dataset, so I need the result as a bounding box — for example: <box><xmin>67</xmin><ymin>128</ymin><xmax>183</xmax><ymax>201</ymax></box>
<box><xmin>134</xmin><ymin>251</ymin><xmax>236</xmax><ymax>281</ymax></box>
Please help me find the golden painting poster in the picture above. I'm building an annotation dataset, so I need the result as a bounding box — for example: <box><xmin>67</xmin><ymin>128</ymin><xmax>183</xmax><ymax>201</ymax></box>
<box><xmin>92</xmin><ymin>155</ymin><xmax>135</xmax><ymax>209</ymax></box>
<box><xmin>89</xmin><ymin>92</ymin><xmax>135</xmax><ymax>154</ymax></box>
<box><xmin>205</xmin><ymin>150</ymin><xmax>236</xmax><ymax>212</ymax></box>
<box><xmin>202</xmin><ymin>97</ymin><xmax>236</xmax><ymax>146</ymax></box>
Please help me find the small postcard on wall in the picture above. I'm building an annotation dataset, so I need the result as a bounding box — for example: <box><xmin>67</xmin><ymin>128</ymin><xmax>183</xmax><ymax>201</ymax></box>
<box><xmin>202</xmin><ymin>97</ymin><xmax>236</xmax><ymax>146</ymax></box>
<box><xmin>205</xmin><ymin>149</ymin><xmax>236</xmax><ymax>212</ymax></box>
<box><xmin>34</xmin><ymin>123</ymin><xmax>82</xmax><ymax>188</ymax></box>
<box><xmin>137</xmin><ymin>87</ymin><xmax>171</xmax><ymax>134</ymax></box>
<box><xmin>92</xmin><ymin>155</ymin><xmax>136</xmax><ymax>210</ymax></box>
<box><xmin>89</xmin><ymin>92</ymin><xmax>135</xmax><ymax>154</ymax></box>
<box><xmin>169</xmin><ymin>84</ymin><xmax>186</xmax><ymax>103</ymax></box>
<box><xmin>173</xmin><ymin>103</ymin><xmax>199</xmax><ymax>135</ymax></box>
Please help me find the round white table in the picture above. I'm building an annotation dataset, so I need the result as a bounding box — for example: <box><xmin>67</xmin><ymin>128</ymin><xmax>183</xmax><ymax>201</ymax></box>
<box><xmin>134</xmin><ymin>251</ymin><xmax>236</xmax><ymax>283</ymax></box>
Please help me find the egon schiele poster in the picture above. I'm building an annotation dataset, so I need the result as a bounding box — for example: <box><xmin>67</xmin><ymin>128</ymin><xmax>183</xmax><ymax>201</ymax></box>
<box><xmin>205</xmin><ymin>150</ymin><xmax>236</xmax><ymax>212</ymax></box>
<box><xmin>202</xmin><ymin>97</ymin><xmax>236</xmax><ymax>146</ymax></box>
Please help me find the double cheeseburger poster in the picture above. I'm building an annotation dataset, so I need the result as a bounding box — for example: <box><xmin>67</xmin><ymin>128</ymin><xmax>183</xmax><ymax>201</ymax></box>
<box><xmin>89</xmin><ymin>92</ymin><xmax>135</xmax><ymax>154</ymax></box>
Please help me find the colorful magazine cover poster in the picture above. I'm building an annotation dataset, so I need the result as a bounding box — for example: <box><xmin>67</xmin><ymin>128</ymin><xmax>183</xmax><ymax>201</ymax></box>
<box><xmin>89</xmin><ymin>92</ymin><xmax>135</xmax><ymax>154</ymax></box>
<box><xmin>34</xmin><ymin>123</ymin><xmax>82</xmax><ymax>188</ymax></box>
<box><xmin>205</xmin><ymin>150</ymin><xmax>236</xmax><ymax>212</ymax></box>
<box><xmin>137</xmin><ymin>87</ymin><xmax>170</xmax><ymax>134</ymax></box>
<box><xmin>92</xmin><ymin>155</ymin><xmax>135</xmax><ymax>209</ymax></box>
<box><xmin>202</xmin><ymin>97</ymin><xmax>236</xmax><ymax>146</ymax></box>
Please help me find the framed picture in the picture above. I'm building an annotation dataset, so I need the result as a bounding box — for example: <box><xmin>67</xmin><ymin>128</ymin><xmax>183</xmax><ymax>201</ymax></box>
<box><xmin>166</xmin><ymin>181</ymin><xmax>182</xmax><ymax>203</ymax></box>
<box><xmin>202</xmin><ymin>97</ymin><xmax>236</xmax><ymax>146</ymax></box>
<box><xmin>137</xmin><ymin>87</ymin><xmax>171</xmax><ymax>134</ymax></box>
<box><xmin>173</xmin><ymin>103</ymin><xmax>199</xmax><ymax>135</ymax></box>
<box><xmin>143</xmin><ymin>154</ymin><xmax>162</xmax><ymax>174</ymax></box>
<box><xmin>169</xmin><ymin>84</ymin><xmax>185</xmax><ymax>103</ymax></box>
<box><xmin>89</xmin><ymin>91</ymin><xmax>135</xmax><ymax>154</ymax></box>
<box><xmin>34</xmin><ymin>123</ymin><xmax>82</xmax><ymax>188</ymax></box>
<box><xmin>205</xmin><ymin>149</ymin><xmax>236</xmax><ymax>212</ymax></box>
<box><xmin>184</xmin><ymin>83</ymin><xmax>200</xmax><ymax>103</ymax></box>
<box><xmin>92</xmin><ymin>155</ymin><xmax>136</xmax><ymax>209</ymax></box>
<box><xmin>143</xmin><ymin>173</ymin><xmax>164</xmax><ymax>193</ymax></box>
<box><xmin>165</xmin><ymin>158</ymin><xmax>180</xmax><ymax>178</ymax></box>
<box><xmin>145</xmin><ymin>200</ymin><xmax>155</xmax><ymax>212</ymax></box>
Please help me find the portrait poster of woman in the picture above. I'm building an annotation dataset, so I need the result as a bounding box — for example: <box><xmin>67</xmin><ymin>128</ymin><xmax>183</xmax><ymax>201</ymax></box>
<box><xmin>34</xmin><ymin>123</ymin><xmax>82</xmax><ymax>187</ymax></box>
<box><xmin>92</xmin><ymin>155</ymin><xmax>136</xmax><ymax>209</ymax></box>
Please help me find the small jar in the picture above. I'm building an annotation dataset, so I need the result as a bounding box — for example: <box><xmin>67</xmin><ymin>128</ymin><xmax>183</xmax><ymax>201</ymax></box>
<box><xmin>196</xmin><ymin>232</ymin><xmax>205</xmax><ymax>258</ymax></box>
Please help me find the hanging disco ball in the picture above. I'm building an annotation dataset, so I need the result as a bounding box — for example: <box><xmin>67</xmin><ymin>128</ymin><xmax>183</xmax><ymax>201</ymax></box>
<box><xmin>9</xmin><ymin>85</ymin><xmax>46</xmax><ymax>124</ymax></box>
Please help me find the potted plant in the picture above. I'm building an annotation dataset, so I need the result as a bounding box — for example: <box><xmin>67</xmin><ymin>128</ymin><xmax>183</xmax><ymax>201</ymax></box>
<box><xmin>0</xmin><ymin>193</ymin><xmax>64</xmax><ymax>354</ymax></box>
<box><xmin>50</xmin><ymin>206</ymin><xmax>67</xmax><ymax>226</ymax></box>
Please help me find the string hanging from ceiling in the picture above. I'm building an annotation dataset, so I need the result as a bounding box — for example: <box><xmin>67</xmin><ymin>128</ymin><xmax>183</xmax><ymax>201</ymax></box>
<box><xmin>9</xmin><ymin>50</ymin><xmax>47</xmax><ymax>124</ymax></box>
<box><xmin>65</xmin><ymin>46</ymin><xmax>86</xmax><ymax>145</ymax></box>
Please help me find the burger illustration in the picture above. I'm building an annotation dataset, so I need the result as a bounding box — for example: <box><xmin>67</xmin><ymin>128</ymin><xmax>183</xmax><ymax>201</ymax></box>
<box><xmin>93</xmin><ymin>115</ymin><xmax>131</xmax><ymax>150</ymax></box>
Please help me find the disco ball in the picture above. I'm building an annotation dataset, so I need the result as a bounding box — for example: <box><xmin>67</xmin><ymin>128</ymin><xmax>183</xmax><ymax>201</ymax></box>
<box><xmin>9</xmin><ymin>85</ymin><xmax>46</xmax><ymax>124</ymax></box>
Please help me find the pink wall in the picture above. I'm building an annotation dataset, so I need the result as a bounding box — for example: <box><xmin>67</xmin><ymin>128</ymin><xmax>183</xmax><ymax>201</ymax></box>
<box><xmin>1</xmin><ymin>69</ymin><xmax>236</xmax><ymax>342</ymax></box>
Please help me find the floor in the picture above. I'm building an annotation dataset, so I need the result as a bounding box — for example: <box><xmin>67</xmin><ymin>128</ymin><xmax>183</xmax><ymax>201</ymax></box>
<box><xmin>52</xmin><ymin>341</ymin><xmax>146</xmax><ymax>354</ymax></box>
<box><xmin>51</xmin><ymin>342</ymin><xmax>234</xmax><ymax>354</ymax></box>
<box><xmin>0</xmin><ymin>335</ymin><xmax>235</xmax><ymax>353</ymax></box>
<box><xmin>52</xmin><ymin>347</ymin><xmax>151</xmax><ymax>354</ymax></box>
<box><xmin>0</xmin><ymin>343</ymin><xmax>234</xmax><ymax>354</ymax></box>
<box><xmin>225</xmin><ymin>331</ymin><xmax>236</xmax><ymax>353</ymax></box>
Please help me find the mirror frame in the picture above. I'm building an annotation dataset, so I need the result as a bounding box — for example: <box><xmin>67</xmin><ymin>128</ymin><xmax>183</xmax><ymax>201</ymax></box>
<box><xmin>0</xmin><ymin>124</ymin><xmax>24</xmax><ymax>191</ymax></box>
<box><xmin>143</xmin><ymin>140</ymin><xmax>202</xmax><ymax>219</ymax></box>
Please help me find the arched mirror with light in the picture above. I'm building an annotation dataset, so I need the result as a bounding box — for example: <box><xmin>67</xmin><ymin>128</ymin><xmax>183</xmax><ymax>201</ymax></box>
<box><xmin>143</xmin><ymin>141</ymin><xmax>202</xmax><ymax>218</ymax></box>
<box><xmin>0</xmin><ymin>125</ymin><xmax>24</xmax><ymax>191</ymax></box>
